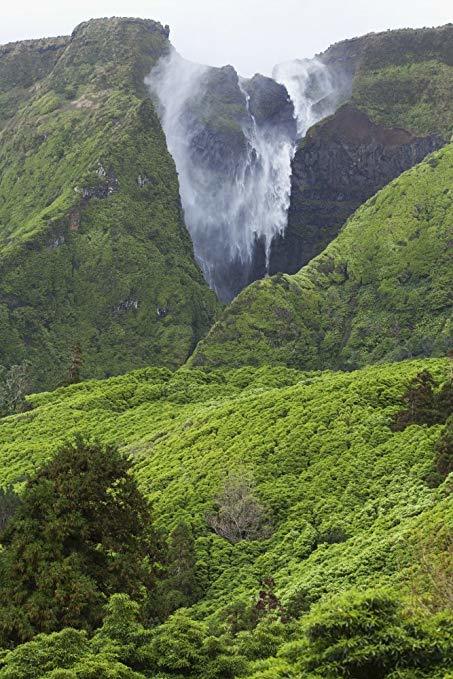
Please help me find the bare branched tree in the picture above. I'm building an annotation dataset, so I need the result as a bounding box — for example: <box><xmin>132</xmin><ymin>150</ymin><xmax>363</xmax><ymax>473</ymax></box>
<box><xmin>207</xmin><ymin>470</ymin><xmax>271</xmax><ymax>543</ymax></box>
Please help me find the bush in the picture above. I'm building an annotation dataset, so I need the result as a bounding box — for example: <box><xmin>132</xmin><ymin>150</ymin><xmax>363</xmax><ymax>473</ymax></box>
<box><xmin>281</xmin><ymin>589</ymin><xmax>453</xmax><ymax>678</ymax></box>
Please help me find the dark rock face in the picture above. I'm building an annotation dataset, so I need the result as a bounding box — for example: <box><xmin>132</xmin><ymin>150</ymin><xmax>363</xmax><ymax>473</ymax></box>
<box><xmin>243</xmin><ymin>74</ymin><xmax>297</xmax><ymax>137</ymax></box>
<box><xmin>188</xmin><ymin>66</ymin><xmax>250</xmax><ymax>175</ymax></box>
<box><xmin>269</xmin><ymin>105</ymin><xmax>444</xmax><ymax>275</ymax></box>
<box><xmin>150</xmin><ymin>54</ymin><xmax>298</xmax><ymax>302</ymax></box>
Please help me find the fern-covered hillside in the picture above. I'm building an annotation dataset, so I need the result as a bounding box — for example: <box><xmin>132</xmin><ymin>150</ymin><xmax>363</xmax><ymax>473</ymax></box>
<box><xmin>320</xmin><ymin>23</ymin><xmax>453</xmax><ymax>137</ymax></box>
<box><xmin>190</xmin><ymin>144</ymin><xmax>453</xmax><ymax>371</ymax></box>
<box><xmin>0</xmin><ymin>18</ymin><xmax>219</xmax><ymax>391</ymax></box>
<box><xmin>0</xmin><ymin>357</ymin><xmax>451</xmax><ymax>676</ymax></box>
<box><xmin>350</xmin><ymin>24</ymin><xmax>453</xmax><ymax>137</ymax></box>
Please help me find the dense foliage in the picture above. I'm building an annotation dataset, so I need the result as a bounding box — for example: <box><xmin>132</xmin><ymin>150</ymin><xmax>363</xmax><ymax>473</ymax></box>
<box><xmin>0</xmin><ymin>440</ymin><xmax>155</xmax><ymax>644</ymax></box>
<box><xmin>190</xmin><ymin>144</ymin><xmax>452</xmax><ymax>370</ymax></box>
<box><xmin>0</xmin><ymin>18</ymin><xmax>219</xmax><ymax>391</ymax></box>
<box><xmin>0</xmin><ymin>17</ymin><xmax>452</xmax><ymax>679</ymax></box>
<box><xmin>351</xmin><ymin>24</ymin><xmax>453</xmax><ymax>136</ymax></box>
<box><xmin>0</xmin><ymin>358</ymin><xmax>451</xmax><ymax>675</ymax></box>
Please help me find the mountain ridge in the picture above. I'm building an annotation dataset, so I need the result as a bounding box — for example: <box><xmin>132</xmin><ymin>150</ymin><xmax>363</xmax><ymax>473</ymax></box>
<box><xmin>0</xmin><ymin>17</ymin><xmax>219</xmax><ymax>391</ymax></box>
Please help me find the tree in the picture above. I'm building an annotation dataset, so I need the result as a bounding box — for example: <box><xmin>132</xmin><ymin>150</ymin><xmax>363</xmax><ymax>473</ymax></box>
<box><xmin>0</xmin><ymin>485</ymin><xmax>21</xmax><ymax>534</ymax></box>
<box><xmin>147</xmin><ymin>611</ymin><xmax>207</xmax><ymax>675</ymax></box>
<box><xmin>0</xmin><ymin>438</ymin><xmax>156</xmax><ymax>645</ymax></box>
<box><xmin>282</xmin><ymin>589</ymin><xmax>452</xmax><ymax>678</ymax></box>
<box><xmin>207</xmin><ymin>471</ymin><xmax>271</xmax><ymax>543</ymax></box>
<box><xmin>0</xmin><ymin>626</ymin><xmax>146</xmax><ymax>679</ymax></box>
<box><xmin>65</xmin><ymin>343</ymin><xmax>83</xmax><ymax>385</ymax></box>
<box><xmin>156</xmin><ymin>521</ymin><xmax>201</xmax><ymax>619</ymax></box>
<box><xmin>92</xmin><ymin>594</ymin><xmax>153</xmax><ymax>672</ymax></box>
<box><xmin>0</xmin><ymin>362</ymin><xmax>31</xmax><ymax>417</ymax></box>
<box><xmin>392</xmin><ymin>370</ymin><xmax>451</xmax><ymax>431</ymax></box>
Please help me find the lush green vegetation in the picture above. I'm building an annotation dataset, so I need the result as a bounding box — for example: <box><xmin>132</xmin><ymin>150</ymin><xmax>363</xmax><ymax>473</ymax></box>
<box><xmin>351</xmin><ymin>24</ymin><xmax>453</xmax><ymax>136</ymax></box>
<box><xmin>0</xmin><ymin>358</ymin><xmax>451</xmax><ymax>675</ymax></box>
<box><xmin>0</xmin><ymin>19</ymin><xmax>452</xmax><ymax>679</ymax></box>
<box><xmin>191</xmin><ymin>144</ymin><xmax>452</xmax><ymax>370</ymax></box>
<box><xmin>0</xmin><ymin>36</ymin><xmax>68</xmax><ymax>128</ymax></box>
<box><xmin>0</xmin><ymin>439</ymin><xmax>156</xmax><ymax>644</ymax></box>
<box><xmin>0</xmin><ymin>18</ymin><xmax>219</xmax><ymax>391</ymax></box>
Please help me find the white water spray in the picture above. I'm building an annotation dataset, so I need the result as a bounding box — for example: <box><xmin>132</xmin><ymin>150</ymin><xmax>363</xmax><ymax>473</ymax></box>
<box><xmin>147</xmin><ymin>50</ymin><xmax>340</xmax><ymax>301</ymax></box>
<box><xmin>273</xmin><ymin>58</ymin><xmax>338</xmax><ymax>136</ymax></box>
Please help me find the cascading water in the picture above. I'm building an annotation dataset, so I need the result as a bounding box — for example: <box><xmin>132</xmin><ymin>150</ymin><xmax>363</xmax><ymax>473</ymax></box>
<box><xmin>237</xmin><ymin>78</ymin><xmax>296</xmax><ymax>271</ymax></box>
<box><xmin>273</xmin><ymin>58</ymin><xmax>338</xmax><ymax>137</ymax></box>
<box><xmin>147</xmin><ymin>50</ymin><xmax>340</xmax><ymax>301</ymax></box>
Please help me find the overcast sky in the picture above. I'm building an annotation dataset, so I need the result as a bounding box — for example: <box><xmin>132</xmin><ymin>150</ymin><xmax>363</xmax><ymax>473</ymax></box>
<box><xmin>1</xmin><ymin>0</ymin><xmax>452</xmax><ymax>76</ymax></box>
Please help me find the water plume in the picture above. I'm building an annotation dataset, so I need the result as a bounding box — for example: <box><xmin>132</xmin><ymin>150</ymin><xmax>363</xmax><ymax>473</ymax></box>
<box><xmin>147</xmin><ymin>50</ymin><xmax>341</xmax><ymax>301</ymax></box>
<box><xmin>273</xmin><ymin>58</ymin><xmax>338</xmax><ymax>136</ymax></box>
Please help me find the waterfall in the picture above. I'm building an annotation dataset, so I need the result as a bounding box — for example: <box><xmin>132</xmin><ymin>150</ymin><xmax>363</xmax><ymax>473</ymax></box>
<box><xmin>273</xmin><ymin>58</ymin><xmax>338</xmax><ymax>137</ymax></box>
<box><xmin>146</xmin><ymin>50</ymin><xmax>339</xmax><ymax>301</ymax></box>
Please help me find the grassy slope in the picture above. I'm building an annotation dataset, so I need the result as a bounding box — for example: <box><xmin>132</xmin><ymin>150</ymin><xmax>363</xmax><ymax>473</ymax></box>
<box><xmin>190</xmin><ymin>143</ymin><xmax>453</xmax><ymax>371</ymax></box>
<box><xmin>0</xmin><ymin>36</ymin><xmax>69</xmax><ymax>128</ymax></box>
<box><xmin>0</xmin><ymin>358</ymin><xmax>451</xmax><ymax>651</ymax></box>
<box><xmin>350</xmin><ymin>24</ymin><xmax>453</xmax><ymax>136</ymax></box>
<box><xmin>0</xmin><ymin>18</ymin><xmax>219</xmax><ymax>390</ymax></box>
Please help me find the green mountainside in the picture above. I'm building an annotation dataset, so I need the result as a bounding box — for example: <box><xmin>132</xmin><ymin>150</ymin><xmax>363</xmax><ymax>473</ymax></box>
<box><xmin>0</xmin><ymin>18</ymin><xmax>219</xmax><ymax>391</ymax></box>
<box><xmin>191</xmin><ymin>143</ymin><xmax>453</xmax><ymax>370</ymax></box>
<box><xmin>0</xmin><ymin>35</ymin><xmax>68</xmax><ymax>127</ymax></box>
<box><xmin>0</xmin><ymin>17</ymin><xmax>452</xmax><ymax>679</ymax></box>
<box><xmin>0</xmin><ymin>357</ymin><xmax>451</xmax><ymax>676</ymax></box>
<box><xmin>319</xmin><ymin>23</ymin><xmax>453</xmax><ymax>137</ymax></box>
<box><xmin>350</xmin><ymin>24</ymin><xmax>453</xmax><ymax>136</ymax></box>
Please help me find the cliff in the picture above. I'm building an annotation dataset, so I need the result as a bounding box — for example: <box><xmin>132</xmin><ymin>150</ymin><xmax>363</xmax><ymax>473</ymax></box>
<box><xmin>0</xmin><ymin>18</ymin><xmax>219</xmax><ymax>391</ymax></box>
<box><xmin>270</xmin><ymin>104</ymin><xmax>444</xmax><ymax>274</ymax></box>
<box><xmin>270</xmin><ymin>24</ymin><xmax>453</xmax><ymax>275</ymax></box>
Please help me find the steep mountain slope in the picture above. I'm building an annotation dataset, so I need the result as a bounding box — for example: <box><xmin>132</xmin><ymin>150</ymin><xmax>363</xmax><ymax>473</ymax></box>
<box><xmin>0</xmin><ymin>18</ymin><xmax>219</xmax><ymax>391</ymax></box>
<box><xmin>190</xmin><ymin>143</ymin><xmax>452</xmax><ymax>370</ymax></box>
<box><xmin>0</xmin><ymin>36</ymin><xmax>69</xmax><ymax>128</ymax></box>
<box><xmin>272</xmin><ymin>24</ymin><xmax>452</xmax><ymax>274</ymax></box>
<box><xmin>0</xmin><ymin>357</ymin><xmax>451</xmax><ymax>676</ymax></box>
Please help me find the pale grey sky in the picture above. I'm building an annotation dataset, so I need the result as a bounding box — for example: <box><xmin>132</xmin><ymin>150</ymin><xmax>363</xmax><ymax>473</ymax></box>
<box><xmin>1</xmin><ymin>0</ymin><xmax>452</xmax><ymax>76</ymax></box>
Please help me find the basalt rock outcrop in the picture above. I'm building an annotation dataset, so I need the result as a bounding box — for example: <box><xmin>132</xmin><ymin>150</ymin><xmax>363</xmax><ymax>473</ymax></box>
<box><xmin>269</xmin><ymin>104</ymin><xmax>445</xmax><ymax>274</ymax></box>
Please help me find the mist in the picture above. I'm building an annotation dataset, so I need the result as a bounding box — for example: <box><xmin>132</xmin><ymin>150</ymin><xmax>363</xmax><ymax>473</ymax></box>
<box><xmin>147</xmin><ymin>51</ymin><xmax>343</xmax><ymax>300</ymax></box>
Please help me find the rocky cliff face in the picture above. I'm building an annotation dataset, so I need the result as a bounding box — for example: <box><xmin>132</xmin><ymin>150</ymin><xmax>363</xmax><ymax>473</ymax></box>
<box><xmin>148</xmin><ymin>55</ymin><xmax>298</xmax><ymax>301</ymax></box>
<box><xmin>268</xmin><ymin>24</ymin><xmax>452</xmax><ymax>277</ymax></box>
<box><xmin>269</xmin><ymin>105</ymin><xmax>444</xmax><ymax>274</ymax></box>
